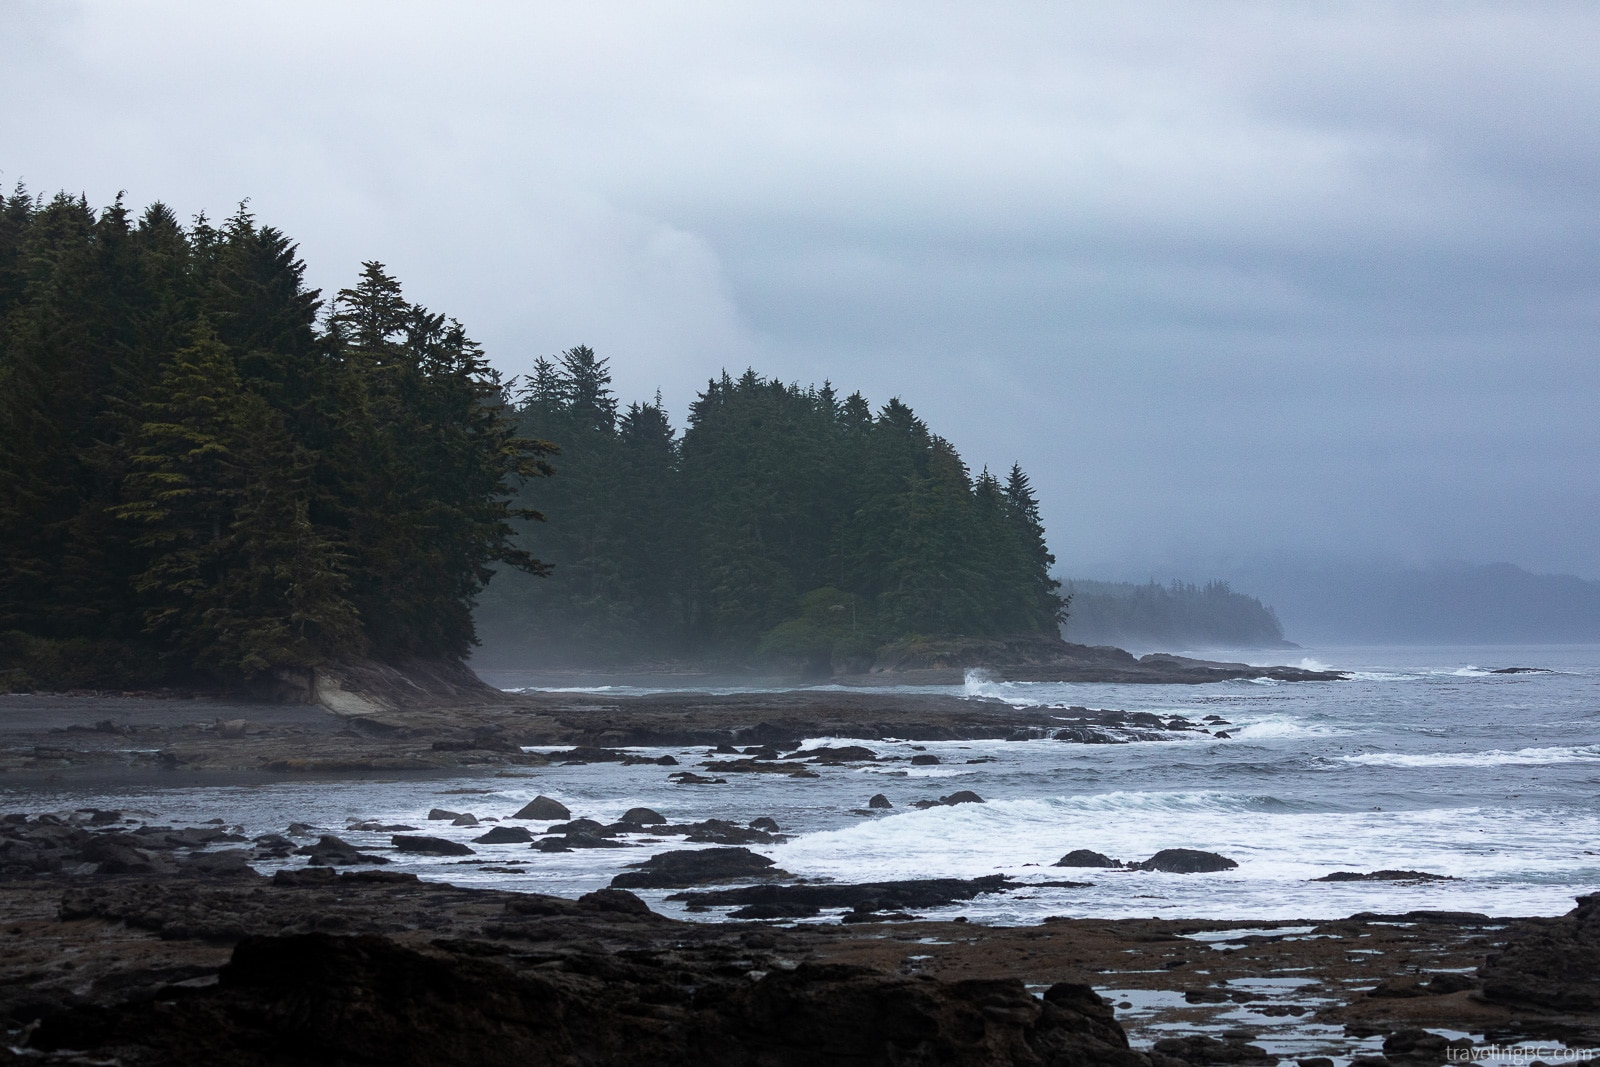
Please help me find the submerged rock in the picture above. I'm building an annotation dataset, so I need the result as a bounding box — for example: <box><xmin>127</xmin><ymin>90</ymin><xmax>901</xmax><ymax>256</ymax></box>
<box><xmin>1314</xmin><ymin>870</ymin><xmax>1454</xmax><ymax>882</ymax></box>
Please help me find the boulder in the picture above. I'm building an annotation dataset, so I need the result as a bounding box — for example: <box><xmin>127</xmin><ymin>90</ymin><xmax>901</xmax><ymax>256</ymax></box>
<box><xmin>1134</xmin><ymin>849</ymin><xmax>1238</xmax><ymax>873</ymax></box>
<box><xmin>611</xmin><ymin>847</ymin><xmax>786</xmax><ymax>889</ymax></box>
<box><xmin>867</xmin><ymin>794</ymin><xmax>893</xmax><ymax>809</ymax></box>
<box><xmin>294</xmin><ymin>835</ymin><xmax>389</xmax><ymax>866</ymax></box>
<box><xmin>391</xmin><ymin>835</ymin><xmax>474</xmax><ymax>856</ymax></box>
<box><xmin>472</xmin><ymin>826</ymin><xmax>533</xmax><ymax>844</ymax></box>
<box><xmin>450</xmin><ymin>813</ymin><xmax>479</xmax><ymax>827</ymax></box>
<box><xmin>940</xmin><ymin>790</ymin><xmax>984</xmax><ymax>806</ymax></box>
<box><xmin>618</xmin><ymin>807</ymin><xmax>667</xmax><ymax>826</ymax></box>
<box><xmin>748</xmin><ymin>817</ymin><xmax>780</xmax><ymax>832</ymax></box>
<box><xmin>510</xmin><ymin>796</ymin><xmax>571</xmax><ymax>821</ymax></box>
<box><xmin>909</xmin><ymin>754</ymin><xmax>941</xmax><ymax>765</ymax></box>
<box><xmin>181</xmin><ymin>849</ymin><xmax>257</xmax><ymax>876</ymax></box>
<box><xmin>1054</xmin><ymin>849</ymin><xmax>1120</xmax><ymax>868</ymax></box>
<box><xmin>577</xmin><ymin>888</ymin><xmax>653</xmax><ymax>916</ymax></box>
<box><xmin>426</xmin><ymin>808</ymin><xmax>461</xmax><ymax>821</ymax></box>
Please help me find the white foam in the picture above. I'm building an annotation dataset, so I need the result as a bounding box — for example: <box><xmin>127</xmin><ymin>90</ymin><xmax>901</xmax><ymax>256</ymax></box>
<box><xmin>1341</xmin><ymin>745</ymin><xmax>1600</xmax><ymax>768</ymax></box>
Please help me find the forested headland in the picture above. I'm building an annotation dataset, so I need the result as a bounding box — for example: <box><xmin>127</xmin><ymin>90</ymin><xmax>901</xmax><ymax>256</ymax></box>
<box><xmin>1061</xmin><ymin>579</ymin><xmax>1292</xmax><ymax>650</ymax></box>
<box><xmin>473</xmin><ymin>347</ymin><xmax>1066</xmax><ymax>673</ymax></box>
<box><xmin>0</xmin><ymin>189</ymin><xmax>549</xmax><ymax>691</ymax></box>
<box><xmin>0</xmin><ymin>187</ymin><xmax>1067</xmax><ymax>692</ymax></box>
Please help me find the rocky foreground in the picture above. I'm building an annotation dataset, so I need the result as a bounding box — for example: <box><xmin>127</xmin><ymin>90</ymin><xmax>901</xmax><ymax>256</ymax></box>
<box><xmin>1</xmin><ymin>812</ymin><xmax>1598</xmax><ymax>1066</ymax></box>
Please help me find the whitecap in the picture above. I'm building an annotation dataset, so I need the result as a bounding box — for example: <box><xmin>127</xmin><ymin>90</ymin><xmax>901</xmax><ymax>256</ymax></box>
<box><xmin>1340</xmin><ymin>745</ymin><xmax>1600</xmax><ymax>768</ymax></box>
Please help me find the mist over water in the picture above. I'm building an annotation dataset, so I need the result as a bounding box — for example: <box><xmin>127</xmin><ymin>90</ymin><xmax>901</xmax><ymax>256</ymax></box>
<box><xmin>9</xmin><ymin>644</ymin><xmax>1599</xmax><ymax>923</ymax></box>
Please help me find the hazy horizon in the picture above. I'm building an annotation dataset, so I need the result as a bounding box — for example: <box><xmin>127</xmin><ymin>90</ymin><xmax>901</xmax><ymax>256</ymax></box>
<box><xmin>7</xmin><ymin>2</ymin><xmax>1597</xmax><ymax>583</ymax></box>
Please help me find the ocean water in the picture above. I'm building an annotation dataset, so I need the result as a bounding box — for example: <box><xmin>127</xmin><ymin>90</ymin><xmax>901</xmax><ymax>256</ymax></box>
<box><xmin>11</xmin><ymin>644</ymin><xmax>1600</xmax><ymax>924</ymax></box>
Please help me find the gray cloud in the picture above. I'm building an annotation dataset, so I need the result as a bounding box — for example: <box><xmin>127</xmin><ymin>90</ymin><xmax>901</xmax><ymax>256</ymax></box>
<box><xmin>4</xmin><ymin>0</ymin><xmax>1597</xmax><ymax>578</ymax></box>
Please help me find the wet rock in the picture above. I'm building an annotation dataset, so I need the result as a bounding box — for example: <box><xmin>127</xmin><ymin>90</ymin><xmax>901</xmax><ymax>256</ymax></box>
<box><xmin>427</xmin><ymin>808</ymin><xmax>461</xmax><ymax>821</ymax></box>
<box><xmin>473</xmin><ymin>826</ymin><xmax>534</xmax><ymax>844</ymax></box>
<box><xmin>534</xmin><ymin>832</ymin><xmax>625</xmax><ymax>852</ymax></box>
<box><xmin>181</xmin><ymin>849</ymin><xmax>257</xmax><ymax>877</ymax></box>
<box><xmin>451</xmin><ymin>813</ymin><xmax>480</xmax><ymax>826</ymax></box>
<box><xmin>1054</xmin><ymin>849</ymin><xmax>1121</xmax><ymax>868</ymax></box>
<box><xmin>547</xmin><ymin>818</ymin><xmax>614</xmax><ymax>836</ymax></box>
<box><xmin>672</xmin><ymin>874</ymin><xmax>1013</xmax><ymax>917</ymax></box>
<box><xmin>1481</xmin><ymin>894</ymin><xmax>1600</xmax><ymax>1012</ymax></box>
<box><xmin>23</xmin><ymin>932</ymin><xmax>1156</xmax><ymax>1067</ymax></box>
<box><xmin>909</xmin><ymin>753</ymin><xmax>941</xmax><ymax>765</ymax></box>
<box><xmin>668</xmin><ymin>771</ymin><xmax>727</xmax><ymax>785</ymax></box>
<box><xmin>1490</xmin><ymin>666</ymin><xmax>1550</xmax><ymax>674</ymax></box>
<box><xmin>1153</xmin><ymin>1033</ymin><xmax>1279</xmax><ymax>1064</ymax></box>
<box><xmin>285</xmin><ymin>822</ymin><xmax>318</xmax><ymax>836</ymax></box>
<box><xmin>913</xmin><ymin>789</ymin><xmax>985</xmax><ymax>809</ymax></box>
<box><xmin>783</xmin><ymin>745</ymin><xmax>878</xmax><ymax>763</ymax></box>
<box><xmin>1314</xmin><ymin>870</ymin><xmax>1454</xmax><ymax>882</ymax></box>
<box><xmin>391</xmin><ymin>835</ymin><xmax>474</xmax><ymax>856</ymax></box>
<box><xmin>867</xmin><ymin>793</ymin><xmax>893</xmax><ymax>809</ymax></box>
<box><xmin>749</xmin><ymin>817</ymin><xmax>780</xmax><ymax>832</ymax></box>
<box><xmin>610</xmin><ymin>846</ymin><xmax>786</xmax><ymax>889</ymax></box>
<box><xmin>510</xmin><ymin>796</ymin><xmax>571</xmax><ymax>820</ymax></box>
<box><xmin>1383</xmin><ymin>1029</ymin><xmax>1473</xmax><ymax>1062</ymax></box>
<box><xmin>347</xmin><ymin>821</ymin><xmax>418</xmax><ymax>833</ymax></box>
<box><xmin>295</xmin><ymin>835</ymin><xmax>390</xmax><ymax>866</ymax></box>
<box><xmin>577</xmin><ymin>888</ymin><xmax>653</xmax><ymax>915</ymax></box>
<box><xmin>1134</xmin><ymin>848</ymin><xmax>1238</xmax><ymax>873</ymax></box>
<box><xmin>618</xmin><ymin>807</ymin><xmax>666</xmax><ymax>826</ymax></box>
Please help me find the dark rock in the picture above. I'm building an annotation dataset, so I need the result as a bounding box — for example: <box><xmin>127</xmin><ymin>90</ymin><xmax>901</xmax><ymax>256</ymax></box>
<box><xmin>1481</xmin><ymin>893</ymin><xmax>1600</xmax><ymax>1012</ymax></box>
<box><xmin>26</xmin><ymin>933</ymin><xmax>1155</xmax><ymax>1066</ymax></box>
<box><xmin>427</xmin><ymin>808</ymin><xmax>461</xmax><ymax>821</ymax></box>
<box><xmin>671</xmin><ymin>875</ymin><xmax>1012</xmax><ymax>915</ymax></box>
<box><xmin>450</xmin><ymin>813</ymin><xmax>480</xmax><ymax>827</ymax></box>
<box><xmin>1153</xmin><ymin>1033</ymin><xmax>1279</xmax><ymax>1064</ymax></box>
<box><xmin>1490</xmin><ymin>666</ymin><xmax>1551</xmax><ymax>674</ymax></box>
<box><xmin>1383</xmin><ymin>1029</ymin><xmax>1472</xmax><ymax>1062</ymax></box>
<box><xmin>910</xmin><ymin>754</ymin><xmax>941</xmax><ymax>765</ymax></box>
<box><xmin>784</xmin><ymin>745</ymin><xmax>878</xmax><ymax>763</ymax></box>
<box><xmin>1314</xmin><ymin>870</ymin><xmax>1454</xmax><ymax>882</ymax></box>
<box><xmin>939</xmin><ymin>790</ymin><xmax>984</xmax><ymax>806</ymax></box>
<box><xmin>546</xmin><ymin>819</ymin><xmax>612</xmax><ymax>836</ymax></box>
<box><xmin>536</xmin><ymin>832</ymin><xmax>624</xmax><ymax>851</ymax></box>
<box><xmin>610</xmin><ymin>846</ymin><xmax>785</xmax><ymax>889</ymax></box>
<box><xmin>181</xmin><ymin>849</ymin><xmax>257</xmax><ymax>876</ymax></box>
<box><xmin>510</xmin><ymin>796</ymin><xmax>571</xmax><ymax>821</ymax></box>
<box><xmin>577</xmin><ymin>888</ymin><xmax>653</xmax><ymax>915</ymax></box>
<box><xmin>285</xmin><ymin>822</ymin><xmax>317</xmax><ymax>836</ymax></box>
<box><xmin>618</xmin><ymin>807</ymin><xmax>666</xmax><ymax>826</ymax></box>
<box><xmin>748</xmin><ymin>817</ymin><xmax>780</xmax><ymax>832</ymax></box>
<box><xmin>1054</xmin><ymin>849</ymin><xmax>1120</xmax><ymax>868</ymax></box>
<box><xmin>867</xmin><ymin>794</ymin><xmax>893</xmax><ymax>809</ymax></box>
<box><xmin>473</xmin><ymin>826</ymin><xmax>534</xmax><ymax>844</ymax></box>
<box><xmin>667</xmin><ymin>771</ymin><xmax>727</xmax><ymax>784</ymax></box>
<box><xmin>1134</xmin><ymin>848</ymin><xmax>1238</xmax><ymax>873</ymax></box>
<box><xmin>391</xmin><ymin>835</ymin><xmax>475</xmax><ymax>856</ymax></box>
<box><xmin>347</xmin><ymin>821</ymin><xmax>419</xmax><ymax>832</ymax></box>
<box><xmin>294</xmin><ymin>835</ymin><xmax>390</xmax><ymax>866</ymax></box>
<box><xmin>272</xmin><ymin>866</ymin><xmax>338</xmax><ymax>885</ymax></box>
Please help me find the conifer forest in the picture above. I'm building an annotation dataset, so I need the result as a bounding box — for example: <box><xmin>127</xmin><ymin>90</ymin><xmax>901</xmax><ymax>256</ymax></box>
<box><xmin>0</xmin><ymin>191</ymin><xmax>1065</xmax><ymax>687</ymax></box>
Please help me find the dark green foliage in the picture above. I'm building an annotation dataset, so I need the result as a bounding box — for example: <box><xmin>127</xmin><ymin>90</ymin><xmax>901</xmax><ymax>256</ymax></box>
<box><xmin>476</xmin><ymin>365</ymin><xmax>1066</xmax><ymax>668</ymax></box>
<box><xmin>1062</xmin><ymin>579</ymin><xmax>1288</xmax><ymax>649</ymax></box>
<box><xmin>0</xmin><ymin>187</ymin><xmax>548</xmax><ymax>688</ymax></box>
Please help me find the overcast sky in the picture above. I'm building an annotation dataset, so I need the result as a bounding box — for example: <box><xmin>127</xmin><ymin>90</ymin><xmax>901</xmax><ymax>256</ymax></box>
<box><xmin>5</xmin><ymin>2</ymin><xmax>1598</xmax><ymax>580</ymax></box>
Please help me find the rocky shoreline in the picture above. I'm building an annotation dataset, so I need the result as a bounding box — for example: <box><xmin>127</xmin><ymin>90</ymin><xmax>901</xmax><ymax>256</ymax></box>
<box><xmin>1</xmin><ymin>809</ymin><xmax>1597</xmax><ymax>1065</ymax></box>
